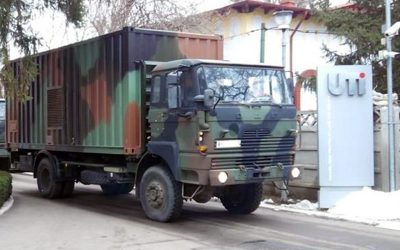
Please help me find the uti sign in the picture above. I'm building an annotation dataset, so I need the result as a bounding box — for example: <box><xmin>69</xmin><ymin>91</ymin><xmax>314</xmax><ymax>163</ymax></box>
<box><xmin>327</xmin><ymin>72</ymin><xmax>367</xmax><ymax>97</ymax></box>
<box><xmin>317</xmin><ymin>65</ymin><xmax>373</xmax><ymax>209</ymax></box>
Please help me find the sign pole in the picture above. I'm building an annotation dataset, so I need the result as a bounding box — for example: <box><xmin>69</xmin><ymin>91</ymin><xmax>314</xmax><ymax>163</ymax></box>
<box><xmin>385</xmin><ymin>0</ymin><xmax>396</xmax><ymax>191</ymax></box>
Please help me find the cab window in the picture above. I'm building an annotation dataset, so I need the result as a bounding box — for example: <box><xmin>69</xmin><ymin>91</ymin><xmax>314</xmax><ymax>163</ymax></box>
<box><xmin>151</xmin><ymin>76</ymin><xmax>161</xmax><ymax>104</ymax></box>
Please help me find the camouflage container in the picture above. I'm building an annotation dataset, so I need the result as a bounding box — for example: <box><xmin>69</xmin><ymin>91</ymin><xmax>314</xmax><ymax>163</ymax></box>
<box><xmin>7</xmin><ymin>27</ymin><xmax>223</xmax><ymax>156</ymax></box>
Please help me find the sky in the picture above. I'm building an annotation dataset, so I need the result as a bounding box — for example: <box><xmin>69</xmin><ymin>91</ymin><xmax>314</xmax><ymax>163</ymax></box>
<box><xmin>10</xmin><ymin>0</ymin><xmax>233</xmax><ymax>59</ymax></box>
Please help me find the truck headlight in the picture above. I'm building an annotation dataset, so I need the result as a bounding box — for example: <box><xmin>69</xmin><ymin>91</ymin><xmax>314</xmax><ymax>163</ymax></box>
<box><xmin>291</xmin><ymin>167</ymin><xmax>301</xmax><ymax>178</ymax></box>
<box><xmin>217</xmin><ymin>172</ymin><xmax>228</xmax><ymax>184</ymax></box>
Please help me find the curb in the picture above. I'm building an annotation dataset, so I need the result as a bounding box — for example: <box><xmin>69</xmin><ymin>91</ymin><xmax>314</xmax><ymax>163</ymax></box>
<box><xmin>0</xmin><ymin>196</ymin><xmax>14</xmax><ymax>216</ymax></box>
<box><xmin>260</xmin><ymin>203</ymin><xmax>376</xmax><ymax>225</ymax></box>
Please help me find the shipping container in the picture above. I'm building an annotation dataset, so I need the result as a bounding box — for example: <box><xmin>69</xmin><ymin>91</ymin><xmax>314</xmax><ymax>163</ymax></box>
<box><xmin>7</xmin><ymin>27</ymin><xmax>223</xmax><ymax>155</ymax></box>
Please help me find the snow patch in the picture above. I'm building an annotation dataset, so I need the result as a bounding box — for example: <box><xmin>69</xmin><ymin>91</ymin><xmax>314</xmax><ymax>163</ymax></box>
<box><xmin>328</xmin><ymin>187</ymin><xmax>400</xmax><ymax>221</ymax></box>
<box><xmin>284</xmin><ymin>200</ymin><xmax>318</xmax><ymax>211</ymax></box>
<box><xmin>261</xmin><ymin>187</ymin><xmax>400</xmax><ymax>231</ymax></box>
<box><xmin>0</xmin><ymin>196</ymin><xmax>14</xmax><ymax>216</ymax></box>
<box><xmin>377</xmin><ymin>221</ymin><xmax>400</xmax><ymax>231</ymax></box>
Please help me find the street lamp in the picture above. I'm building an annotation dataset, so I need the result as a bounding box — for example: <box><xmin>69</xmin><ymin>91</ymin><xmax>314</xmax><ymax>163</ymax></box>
<box><xmin>273</xmin><ymin>10</ymin><xmax>294</xmax><ymax>69</ymax></box>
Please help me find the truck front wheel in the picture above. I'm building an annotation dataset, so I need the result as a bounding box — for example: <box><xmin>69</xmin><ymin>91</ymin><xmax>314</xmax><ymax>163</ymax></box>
<box><xmin>139</xmin><ymin>165</ymin><xmax>182</xmax><ymax>222</ymax></box>
<box><xmin>37</xmin><ymin>158</ymin><xmax>63</xmax><ymax>199</ymax></box>
<box><xmin>220</xmin><ymin>183</ymin><xmax>263</xmax><ymax>214</ymax></box>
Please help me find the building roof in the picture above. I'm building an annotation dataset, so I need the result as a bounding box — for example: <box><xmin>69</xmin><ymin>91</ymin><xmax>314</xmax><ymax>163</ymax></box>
<box><xmin>212</xmin><ymin>0</ymin><xmax>311</xmax><ymax>19</ymax></box>
<box><xmin>331</xmin><ymin>3</ymin><xmax>360</xmax><ymax>12</ymax></box>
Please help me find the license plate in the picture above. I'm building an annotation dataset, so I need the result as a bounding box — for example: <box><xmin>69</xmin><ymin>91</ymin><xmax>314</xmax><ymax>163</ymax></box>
<box><xmin>215</xmin><ymin>140</ymin><xmax>241</xmax><ymax>149</ymax></box>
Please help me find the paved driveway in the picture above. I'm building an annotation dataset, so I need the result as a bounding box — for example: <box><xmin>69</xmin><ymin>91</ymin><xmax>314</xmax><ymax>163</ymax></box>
<box><xmin>0</xmin><ymin>173</ymin><xmax>399</xmax><ymax>250</ymax></box>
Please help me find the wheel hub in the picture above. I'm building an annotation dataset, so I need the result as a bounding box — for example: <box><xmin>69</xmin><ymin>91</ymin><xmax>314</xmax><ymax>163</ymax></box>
<box><xmin>146</xmin><ymin>181</ymin><xmax>164</xmax><ymax>209</ymax></box>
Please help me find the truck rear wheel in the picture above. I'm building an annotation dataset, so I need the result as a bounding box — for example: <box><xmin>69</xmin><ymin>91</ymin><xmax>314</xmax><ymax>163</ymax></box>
<box><xmin>101</xmin><ymin>183</ymin><xmax>133</xmax><ymax>195</ymax></box>
<box><xmin>139</xmin><ymin>165</ymin><xmax>182</xmax><ymax>222</ymax></box>
<box><xmin>37</xmin><ymin>158</ymin><xmax>63</xmax><ymax>199</ymax></box>
<box><xmin>0</xmin><ymin>158</ymin><xmax>10</xmax><ymax>171</ymax></box>
<box><xmin>220</xmin><ymin>183</ymin><xmax>263</xmax><ymax>214</ymax></box>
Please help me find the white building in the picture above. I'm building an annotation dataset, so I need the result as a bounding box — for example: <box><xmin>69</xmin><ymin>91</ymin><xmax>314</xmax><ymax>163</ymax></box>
<box><xmin>204</xmin><ymin>0</ymin><xmax>351</xmax><ymax>110</ymax></box>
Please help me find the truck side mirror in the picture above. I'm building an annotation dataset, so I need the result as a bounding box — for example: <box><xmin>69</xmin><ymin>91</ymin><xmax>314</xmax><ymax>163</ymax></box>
<box><xmin>204</xmin><ymin>89</ymin><xmax>215</xmax><ymax>108</ymax></box>
<box><xmin>194</xmin><ymin>89</ymin><xmax>214</xmax><ymax>108</ymax></box>
<box><xmin>194</xmin><ymin>94</ymin><xmax>205</xmax><ymax>103</ymax></box>
<box><xmin>168</xmin><ymin>85</ymin><xmax>181</xmax><ymax>109</ymax></box>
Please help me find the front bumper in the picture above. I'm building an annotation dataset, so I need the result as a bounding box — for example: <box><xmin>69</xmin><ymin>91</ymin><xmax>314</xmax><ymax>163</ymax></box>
<box><xmin>180</xmin><ymin>152</ymin><xmax>298</xmax><ymax>186</ymax></box>
<box><xmin>209</xmin><ymin>165</ymin><xmax>296</xmax><ymax>186</ymax></box>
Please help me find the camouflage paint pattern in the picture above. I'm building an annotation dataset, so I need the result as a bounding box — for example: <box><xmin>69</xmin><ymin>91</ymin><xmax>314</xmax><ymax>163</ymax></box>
<box><xmin>7</xmin><ymin>27</ymin><xmax>223</xmax><ymax>156</ymax></box>
<box><xmin>149</xmin><ymin>104</ymin><xmax>296</xmax><ymax>185</ymax></box>
<box><xmin>148</xmin><ymin>59</ymin><xmax>297</xmax><ymax>185</ymax></box>
<box><xmin>7</xmin><ymin>26</ymin><xmax>295</xmax><ymax>186</ymax></box>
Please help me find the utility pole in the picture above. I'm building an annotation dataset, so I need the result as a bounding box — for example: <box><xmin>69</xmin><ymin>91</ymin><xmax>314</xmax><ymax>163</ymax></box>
<box><xmin>282</xmin><ymin>28</ymin><xmax>287</xmax><ymax>68</ymax></box>
<box><xmin>385</xmin><ymin>0</ymin><xmax>396</xmax><ymax>191</ymax></box>
<box><xmin>260</xmin><ymin>23</ymin><xmax>266</xmax><ymax>63</ymax></box>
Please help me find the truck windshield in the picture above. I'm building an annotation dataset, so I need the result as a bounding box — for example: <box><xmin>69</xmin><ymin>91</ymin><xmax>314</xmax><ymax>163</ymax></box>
<box><xmin>197</xmin><ymin>65</ymin><xmax>291</xmax><ymax>105</ymax></box>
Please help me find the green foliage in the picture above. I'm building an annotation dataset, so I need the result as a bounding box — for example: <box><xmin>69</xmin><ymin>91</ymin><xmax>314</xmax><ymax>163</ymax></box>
<box><xmin>296</xmin><ymin>73</ymin><xmax>316</xmax><ymax>92</ymax></box>
<box><xmin>313</xmin><ymin>0</ymin><xmax>400</xmax><ymax>93</ymax></box>
<box><xmin>0</xmin><ymin>0</ymin><xmax>84</xmax><ymax>100</ymax></box>
<box><xmin>0</xmin><ymin>171</ymin><xmax>12</xmax><ymax>208</ymax></box>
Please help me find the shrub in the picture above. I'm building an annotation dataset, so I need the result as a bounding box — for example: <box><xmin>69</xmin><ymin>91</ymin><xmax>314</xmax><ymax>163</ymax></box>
<box><xmin>0</xmin><ymin>171</ymin><xmax>12</xmax><ymax>208</ymax></box>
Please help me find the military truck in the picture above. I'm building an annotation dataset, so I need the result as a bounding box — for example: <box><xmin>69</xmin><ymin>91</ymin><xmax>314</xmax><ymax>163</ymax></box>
<box><xmin>6</xmin><ymin>27</ymin><xmax>299</xmax><ymax>222</ymax></box>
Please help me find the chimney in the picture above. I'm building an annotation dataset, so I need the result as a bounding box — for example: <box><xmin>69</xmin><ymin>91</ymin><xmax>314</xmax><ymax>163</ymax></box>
<box><xmin>280</xmin><ymin>0</ymin><xmax>296</xmax><ymax>7</ymax></box>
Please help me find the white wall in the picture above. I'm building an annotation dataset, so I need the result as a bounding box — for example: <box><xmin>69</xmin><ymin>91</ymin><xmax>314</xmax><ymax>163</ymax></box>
<box><xmin>215</xmin><ymin>9</ymin><xmax>350</xmax><ymax>110</ymax></box>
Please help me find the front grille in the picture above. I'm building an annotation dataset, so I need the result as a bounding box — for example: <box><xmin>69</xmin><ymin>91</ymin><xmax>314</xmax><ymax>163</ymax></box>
<box><xmin>241</xmin><ymin>137</ymin><xmax>295</xmax><ymax>152</ymax></box>
<box><xmin>211</xmin><ymin>154</ymin><xmax>294</xmax><ymax>169</ymax></box>
<box><xmin>243</xmin><ymin>128</ymin><xmax>270</xmax><ymax>137</ymax></box>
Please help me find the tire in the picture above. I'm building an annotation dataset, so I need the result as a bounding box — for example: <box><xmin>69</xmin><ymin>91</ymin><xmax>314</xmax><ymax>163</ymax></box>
<box><xmin>36</xmin><ymin>158</ymin><xmax>63</xmax><ymax>199</ymax></box>
<box><xmin>101</xmin><ymin>183</ymin><xmax>133</xmax><ymax>195</ymax></box>
<box><xmin>139</xmin><ymin>165</ymin><xmax>182</xmax><ymax>222</ymax></box>
<box><xmin>220</xmin><ymin>183</ymin><xmax>263</xmax><ymax>214</ymax></box>
<box><xmin>61</xmin><ymin>181</ymin><xmax>75</xmax><ymax>198</ymax></box>
<box><xmin>0</xmin><ymin>158</ymin><xmax>10</xmax><ymax>171</ymax></box>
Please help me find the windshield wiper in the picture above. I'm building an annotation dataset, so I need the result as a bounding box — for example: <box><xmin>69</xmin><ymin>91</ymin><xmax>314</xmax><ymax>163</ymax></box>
<box><xmin>212</xmin><ymin>95</ymin><xmax>221</xmax><ymax>111</ymax></box>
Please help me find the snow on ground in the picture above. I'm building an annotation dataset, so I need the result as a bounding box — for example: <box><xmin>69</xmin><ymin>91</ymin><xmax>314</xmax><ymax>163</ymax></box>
<box><xmin>261</xmin><ymin>187</ymin><xmax>400</xmax><ymax>231</ymax></box>
<box><xmin>0</xmin><ymin>196</ymin><xmax>14</xmax><ymax>216</ymax></box>
<box><xmin>328</xmin><ymin>187</ymin><xmax>400</xmax><ymax>221</ymax></box>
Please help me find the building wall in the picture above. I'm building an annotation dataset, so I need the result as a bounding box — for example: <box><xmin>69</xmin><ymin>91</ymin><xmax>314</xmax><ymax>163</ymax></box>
<box><xmin>211</xmin><ymin>8</ymin><xmax>350</xmax><ymax>110</ymax></box>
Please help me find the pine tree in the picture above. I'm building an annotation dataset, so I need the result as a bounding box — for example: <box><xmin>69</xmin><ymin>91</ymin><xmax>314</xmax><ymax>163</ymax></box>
<box><xmin>0</xmin><ymin>0</ymin><xmax>84</xmax><ymax>99</ymax></box>
<box><xmin>315</xmin><ymin>0</ymin><xmax>400</xmax><ymax>93</ymax></box>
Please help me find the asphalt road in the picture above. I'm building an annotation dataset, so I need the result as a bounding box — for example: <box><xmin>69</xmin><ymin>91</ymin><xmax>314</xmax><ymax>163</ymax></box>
<box><xmin>1</xmin><ymin>173</ymin><xmax>399</xmax><ymax>250</ymax></box>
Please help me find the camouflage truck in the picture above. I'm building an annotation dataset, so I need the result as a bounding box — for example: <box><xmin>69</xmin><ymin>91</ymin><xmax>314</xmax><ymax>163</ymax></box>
<box><xmin>6</xmin><ymin>27</ymin><xmax>299</xmax><ymax>222</ymax></box>
<box><xmin>0</xmin><ymin>98</ymin><xmax>10</xmax><ymax>170</ymax></box>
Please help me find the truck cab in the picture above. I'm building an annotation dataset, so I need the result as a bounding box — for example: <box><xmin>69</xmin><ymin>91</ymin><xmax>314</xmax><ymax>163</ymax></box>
<box><xmin>141</xmin><ymin>59</ymin><xmax>299</xmax><ymax>219</ymax></box>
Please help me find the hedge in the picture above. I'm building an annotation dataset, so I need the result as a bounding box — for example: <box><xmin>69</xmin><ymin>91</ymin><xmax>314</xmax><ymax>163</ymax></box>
<box><xmin>0</xmin><ymin>171</ymin><xmax>12</xmax><ymax>208</ymax></box>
